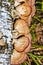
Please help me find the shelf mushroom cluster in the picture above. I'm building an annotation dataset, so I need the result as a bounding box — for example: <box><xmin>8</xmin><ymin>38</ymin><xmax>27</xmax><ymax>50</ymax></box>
<box><xmin>11</xmin><ymin>0</ymin><xmax>35</xmax><ymax>65</ymax></box>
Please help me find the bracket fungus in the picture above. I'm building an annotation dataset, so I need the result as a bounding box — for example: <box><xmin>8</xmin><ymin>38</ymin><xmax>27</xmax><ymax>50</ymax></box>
<box><xmin>10</xmin><ymin>0</ymin><xmax>36</xmax><ymax>65</ymax></box>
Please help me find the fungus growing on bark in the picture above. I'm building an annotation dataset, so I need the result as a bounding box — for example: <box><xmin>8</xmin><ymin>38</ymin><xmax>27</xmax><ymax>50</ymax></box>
<box><xmin>10</xmin><ymin>0</ymin><xmax>35</xmax><ymax>64</ymax></box>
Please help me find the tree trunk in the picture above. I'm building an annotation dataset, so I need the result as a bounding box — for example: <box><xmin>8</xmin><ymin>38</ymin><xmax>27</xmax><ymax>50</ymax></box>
<box><xmin>0</xmin><ymin>0</ymin><xmax>12</xmax><ymax>65</ymax></box>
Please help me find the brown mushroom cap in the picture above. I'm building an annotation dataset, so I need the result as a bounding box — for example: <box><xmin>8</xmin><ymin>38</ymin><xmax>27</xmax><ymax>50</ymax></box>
<box><xmin>16</xmin><ymin>3</ymin><xmax>31</xmax><ymax>17</ymax></box>
<box><xmin>14</xmin><ymin>19</ymin><xmax>30</xmax><ymax>35</ymax></box>
<box><xmin>0</xmin><ymin>39</ymin><xmax>6</xmax><ymax>46</ymax></box>
<box><xmin>11</xmin><ymin>49</ymin><xmax>27</xmax><ymax>65</ymax></box>
<box><xmin>0</xmin><ymin>32</ymin><xmax>3</xmax><ymax>39</ymax></box>
<box><xmin>14</xmin><ymin>37</ymin><xmax>29</xmax><ymax>52</ymax></box>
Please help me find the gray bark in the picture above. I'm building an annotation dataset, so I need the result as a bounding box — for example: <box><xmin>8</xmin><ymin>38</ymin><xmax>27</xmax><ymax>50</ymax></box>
<box><xmin>0</xmin><ymin>0</ymin><xmax>12</xmax><ymax>65</ymax></box>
